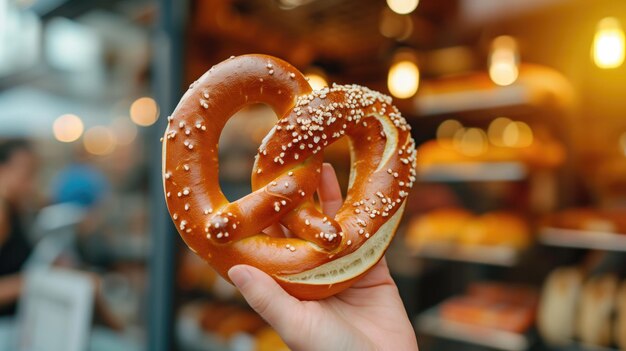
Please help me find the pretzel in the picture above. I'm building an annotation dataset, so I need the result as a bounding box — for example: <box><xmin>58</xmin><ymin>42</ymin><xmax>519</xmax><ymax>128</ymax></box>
<box><xmin>162</xmin><ymin>54</ymin><xmax>416</xmax><ymax>299</ymax></box>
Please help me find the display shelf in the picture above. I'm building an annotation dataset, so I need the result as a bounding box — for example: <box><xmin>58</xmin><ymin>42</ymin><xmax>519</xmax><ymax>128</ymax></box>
<box><xmin>415</xmin><ymin>307</ymin><xmax>531</xmax><ymax>351</ymax></box>
<box><xmin>539</xmin><ymin>227</ymin><xmax>626</xmax><ymax>252</ymax></box>
<box><xmin>410</xmin><ymin>243</ymin><xmax>520</xmax><ymax>266</ymax></box>
<box><xmin>418</xmin><ymin>162</ymin><xmax>527</xmax><ymax>182</ymax></box>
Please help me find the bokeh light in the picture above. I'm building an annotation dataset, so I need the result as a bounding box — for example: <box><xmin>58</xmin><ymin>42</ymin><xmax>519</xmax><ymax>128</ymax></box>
<box><xmin>487</xmin><ymin>117</ymin><xmax>513</xmax><ymax>146</ymax></box>
<box><xmin>453</xmin><ymin>127</ymin><xmax>488</xmax><ymax>156</ymax></box>
<box><xmin>436</xmin><ymin>119</ymin><xmax>463</xmax><ymax>140</ymax></box>
<box><xmin>53</xmin><ymin>114</ymin><xmax>84</xmax><ymax>143</ymax></box>
<box><xmin>592</xmin><ymin>17</ymin><xmax>625</xmax><ymax>69</ymax></box>
<box><xmin>130</xmin><ymin>97</ymin><xmax>159</xmax><ymax>127</ymax></box>
<box><xmin>111</xmin><ymin>117</ymin><xmax>138</xmax><ymax>146</ymax></box>
<box><xmin>502</xmin><ymin>121</ymin><xmax>534</xmax><ymax>148</ymax></box>
<box><xmin>305</xmin><ymin>72</ymin><xmax>328</xmax><ymax>90</ymax></box>
<box><xmin>84</xmin><ymin>126</ymin><xmax>116</xmax><ymax>155</ymax></box>
<box><xmin>489</xmin><ymin>36</ymin><xmax>519</xmax><ymax>86</ymax></box>
<box><xmin>386</xmin><ymin>0</ymin><xmax>419</xmax><ymax>15</ymax></box>
<box><xmin>387</xmin><ymin>60</ymin><xmax>420</xmax><ymax>99</ymax></box>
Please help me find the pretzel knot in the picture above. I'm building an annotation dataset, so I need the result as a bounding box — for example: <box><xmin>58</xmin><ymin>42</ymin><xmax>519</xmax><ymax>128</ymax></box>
<box><xmin>162</xmin><ymin>54</ymin><xmax>416</xmax><ymax>299</ymax></box>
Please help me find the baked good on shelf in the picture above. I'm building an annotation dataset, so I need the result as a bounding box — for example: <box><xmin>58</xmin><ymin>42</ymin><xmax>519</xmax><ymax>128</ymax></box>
<box><xmin>616</xmin><ymin>280</ymin><xmax>626</xmax><ymax>350</ymax></box>
<box><xmin>440</xmin><ymin>296</ymin><xmax>535</xmax><ymax>333</ymax></box>
<box><xmin>405</xmin><ymin>208</ymin><xmax>472</xmax><ymax>249</ymax></box>
<box><xmin>458</xmin><ymin>212</ymin><xmax>531</xmax><ymax>249</ymax></box>
<box><xmin>537</xmin><ymin>267</ymin><xmax>583</xmax><ymax>345</ymax></box>
<box><xmin>439</xmin><ymin>282</ymin><xmax>537</xmax><ymax>333</ymax></box>
<box><xmin>407</xmin><ymin>209</ymin><xmax>531</xmax><ymax>250</ymax></box>
<box><xmin>467</xmin><ymin>282</ymin><xmax>538</xmax><ymax>308</ymax></box>
<box><xmin>543</xmin><ymin>208</ymin><xmax>626</xmax><ymax>234</ymax></box>
<box><xmin>576</xmin><ymin>274</ymin><xmax>618</xmax><ymax>347</ymax></box>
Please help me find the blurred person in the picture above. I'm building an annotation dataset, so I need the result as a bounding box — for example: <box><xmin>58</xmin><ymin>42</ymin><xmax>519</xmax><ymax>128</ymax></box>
<box><xmin>0</xmin><ymin>139</ymin><xmax>36</xmax><ymax>316</ymax></box>
<box><xmin>228</xmin><ymin>164</ymin><xmax>419</xmax><ymax>351</ymax></box>
<box><xmin>51</xmin><ymin>154</ymin><xmax>111</xmax><ymax>268</ymax></box>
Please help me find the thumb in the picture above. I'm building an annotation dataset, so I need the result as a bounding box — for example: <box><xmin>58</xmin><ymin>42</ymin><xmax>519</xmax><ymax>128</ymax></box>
<box><xmin>228</xmin><ymin>265</ymin><xmax>301</xmax><ymax>332</ymax></box>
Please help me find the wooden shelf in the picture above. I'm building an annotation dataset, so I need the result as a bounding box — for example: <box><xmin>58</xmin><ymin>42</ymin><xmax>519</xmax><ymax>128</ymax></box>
<box><xmin>415</xmin><ymin>307</ymin><xmax>531</xmax><ymax>351</ymax></box>
<box><xmin>539</xmin><ymin>227</ymin><xmax>626</xmax><ymax>252</ymax></box>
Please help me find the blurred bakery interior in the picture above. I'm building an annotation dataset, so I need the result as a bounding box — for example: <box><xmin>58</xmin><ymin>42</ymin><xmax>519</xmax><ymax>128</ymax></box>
<box><xmin>2</xmin><ymin>0</ymin><xmax>626</xmax><ymax>350</ymax></box>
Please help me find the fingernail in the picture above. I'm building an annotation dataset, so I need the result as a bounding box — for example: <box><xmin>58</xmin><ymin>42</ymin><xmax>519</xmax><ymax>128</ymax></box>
<box><xmin>228</xmin><ymin>265</ymin><xmax>252</xmax><ymax>288</ymax></box>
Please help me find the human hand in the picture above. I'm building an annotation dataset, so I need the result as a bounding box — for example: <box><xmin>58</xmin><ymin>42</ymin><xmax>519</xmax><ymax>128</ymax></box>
<box><xmin>228</xmin><ymin>163</ymin><xmax>418</xmax><ymax>351</ymax></box>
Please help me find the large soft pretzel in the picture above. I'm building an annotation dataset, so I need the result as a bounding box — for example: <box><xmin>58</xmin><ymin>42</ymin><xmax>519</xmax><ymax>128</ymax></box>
<box><xmin>162</xmin><ymin>54</ymin><xmax>416</xmax><ymax>299</ymax></box>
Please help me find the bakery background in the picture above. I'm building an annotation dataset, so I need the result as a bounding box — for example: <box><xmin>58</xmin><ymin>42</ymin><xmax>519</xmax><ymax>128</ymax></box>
<box><xmin>0</xmin><ymin>0</ymin><xmax>625</xmax><ymax>350</ymax></box>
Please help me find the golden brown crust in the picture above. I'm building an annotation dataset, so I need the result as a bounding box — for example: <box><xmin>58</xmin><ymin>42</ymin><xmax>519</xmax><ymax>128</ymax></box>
<box><xmin>162</xmin><ymin>54</ymin><xmax>416</xmax><ymax>299</ymax></box>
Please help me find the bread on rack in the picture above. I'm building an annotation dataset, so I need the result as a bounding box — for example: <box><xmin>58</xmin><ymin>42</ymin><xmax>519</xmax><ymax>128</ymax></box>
<box><xmin>439</xmin><ymin>282</ymin><xmax>538</xmax><ymax>333</ymax></box>
<box><xmin>537</xmin><ymin>267</ymin><xmax>583</xmax><ymax>345</ymax></box>
<box><xmin>543</xmin><ymin>208</ymin><xmax>626</xmax><ymax>234</ymax></box>
<box><xmin>405</xmin><ymin>208</ymin><xmax>472</xmax><ymax>249</ymax></box>
<box><xmin>458</xmin><ymin>212</ymin><xmax>531</xmax><ymax>249</ymax></box>
<box><xmin>616</xmin><ymin>280</ymin><xmax>626</xmax><ymax>350</ymax></box>
<box><xmin>406</xmin><ymin>209</ymin><xmax>531</xmax><ymax>250</ymax></box>
<box><xmin>576</xmin><ymin>274</ymin><xmax>619</xmax><ymax>347</ymax></box>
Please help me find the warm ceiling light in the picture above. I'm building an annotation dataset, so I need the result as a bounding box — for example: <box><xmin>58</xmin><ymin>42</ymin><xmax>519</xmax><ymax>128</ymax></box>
<box><xmin>436</xmin><ymin>119</ymin><xmax>463</xmax><ymax>141</ymax></box>
<box><xmin>502</xmin><ymin>121</ymin><xmax>533</xmax><ymax>148</ymax></box>
<box><xmin>386</xmin><ymin>0</ymin><xmax>419</xmax><ymax>15</ymax></box>
<box><xmin>84</xmin><ymin>126</ymin><xmax>116</xmax><ymax>155</ymax></box>
<box><xmin>592</xmin><ymin>17</ymin><xmax>625</xmax><ymax>69</ymax></box>
<box><xmin>130</xmin><ymin>97</ymin><xmax>159</xmax><ymax>127</ymax></box>
<box><xmin>305</xmin><ymin>72</ymin><xmax>328</xmax><ymax>90</ymax></box>
<box><xmin>111</xmin><ymin>117</ymin><xmax>138</xmax><ymax>146</ymax></box>
<box><xmin>489</xmin><ymin>35</ymin><xmax>519</xmax><ymax>86</ymax></box>
<box><xmin>487</xmin><ymin>117</ymin><xmax>513</xmax><ymax>146</ymax></box>
<box><xmin>53</xmin><ymin>114</ymin><xmax>84</xmax><ymax>143</ymax></box>
<box><xmin>388</xmin><ymin>60</ymin><xmax>420</xmax><ymax>99</ymax></box>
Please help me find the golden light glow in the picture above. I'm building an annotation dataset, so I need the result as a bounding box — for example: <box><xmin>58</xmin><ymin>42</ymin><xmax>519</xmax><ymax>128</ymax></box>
<box><xmin>436</xmin><ymin>119</ymin><xmax>463</xmax><ymax>140</ymax></box>
<box><xmin>489</xmin><ymin>36</ymin><xmax>519</xmax><ymax>86</ymax></box>
<box><xmin>84</xmin><ymin>126</ymin><xmax>116</xmax><ymax>155</ymax></box>
<box><xmin>305</xmin><ymin>73</ymin><xmax>328</xmax><ymax>90</ymax></box>
<box><xmin>592</xmin><ymin>17</ymin><xmax>625</xmax><ymax>69</ymax></box>
<box><xmin>453</xmin><ymin>127</ymin><xmax>488</xmax><ymax>157</ymax></box>
<box><xmin>387</xmin><ymin>60</ymin><xmax>420</xmax><ymax>99</ymax></box>
<box><xmin>487</xmin><ymin>117</ymin><xmax>513</xmax><ymax>146</ymax></box>
<box><xmin>111</xmin><ymin>117</ymin><xmax>138</xmax><ymax>146</ymax></box>
<box><xmin>130</xmin><ymin>97</ymin><xmax>159</xmax><ymax>127</ymax></box>
<box><xmin>53</xmin><ymin>114</ymin><xmax>84</xmax><ymax>143</ymax></box>
<box><xmin>502</xmin><ymin>121</ymin><xmax>533</xmax><ymax>148</ymax></box>
<box><xmin>386</xmin><ymin>0</ymin><xmax>419</xmax><ymax>15</ymax></box>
